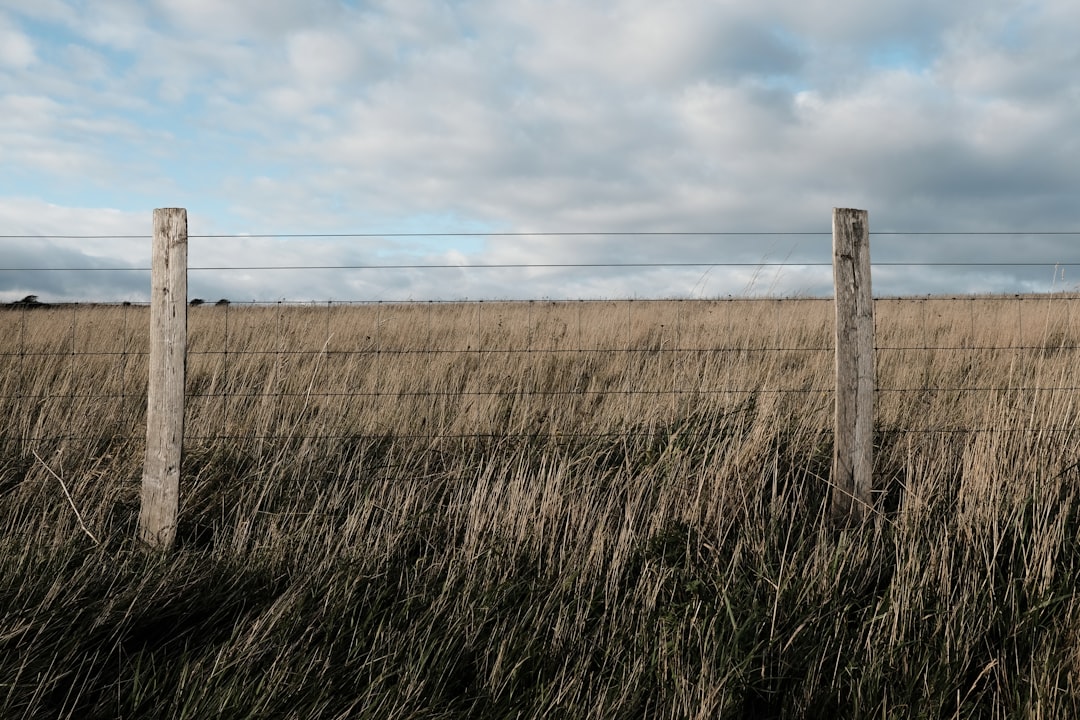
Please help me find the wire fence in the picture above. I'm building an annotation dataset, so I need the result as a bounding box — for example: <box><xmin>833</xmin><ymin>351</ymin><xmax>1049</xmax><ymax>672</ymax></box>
<box><xmin>5</xmin><ymin>229</ymin><xmax>1080</xmax><ymax>463</ymax></box>
<box><xmin>4</xmin><ymin>290</ymin><xmax>1080</xmax><ymax>456</ymax></box>
<box><xmin>6</xmin><ymin>228</ymin><xmax>1080</xmax><ymax>302</ymax></box>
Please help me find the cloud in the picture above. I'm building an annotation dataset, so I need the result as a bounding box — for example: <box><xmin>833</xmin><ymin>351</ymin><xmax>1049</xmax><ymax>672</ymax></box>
<box><xmin>0</xmin><ymin>0</ymin><xmax>1078</xmax><ymax>302</ymax></box>
<box><xmin>0</xmin><ymin>198</ymin><xmax>148</xmax><ymax>302</ymax></box>
<box><xmin>153</xmin><ymin>0</ymin><xmax>344</xmax><ymax>39</ymax></box>
<box><xmin>0</xmin><ymin>13</ymin><xmax>36</xmax><ymax>68</ymax></box>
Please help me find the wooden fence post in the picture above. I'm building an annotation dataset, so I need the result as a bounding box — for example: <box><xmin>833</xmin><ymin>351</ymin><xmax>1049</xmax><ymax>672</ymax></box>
<box><xmin>832</xmin><ymin>208</ymin><xmax>875</xmax><ymax>524</ymax></box>
<box><xmin>139</xmin><ymin>208</ymin><xmax>188</xmax><ymax>549</ymax></box>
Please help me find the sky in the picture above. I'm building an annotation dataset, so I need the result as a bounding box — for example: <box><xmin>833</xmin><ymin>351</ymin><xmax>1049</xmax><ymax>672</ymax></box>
<box><xmin>1</xmin><ymin>0</ymin><xmax>1079</xmax><ymax>302</ymax></box>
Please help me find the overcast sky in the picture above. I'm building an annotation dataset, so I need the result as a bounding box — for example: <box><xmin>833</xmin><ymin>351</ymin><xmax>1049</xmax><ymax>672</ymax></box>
<box><xmin>1</xmin><ymin>0</ymin><xmax>1078</xmax><ymax>302</ymax></box>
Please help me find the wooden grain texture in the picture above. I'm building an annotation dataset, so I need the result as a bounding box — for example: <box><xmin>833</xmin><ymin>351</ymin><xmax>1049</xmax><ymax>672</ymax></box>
<box><xmin>832</xmin><ymin>208</ymin><xmax>875</xmax><ymax>524</ymax></box>
<box><xmin>139</xmin><ymin>208</ymin><xmax>187</xmax><ymax>549</ymax></box>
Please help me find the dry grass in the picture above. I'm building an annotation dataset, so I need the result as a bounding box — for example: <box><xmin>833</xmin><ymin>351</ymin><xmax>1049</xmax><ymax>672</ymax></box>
<box><xmin>1</xmin><ymin>296</ymin><xmax>1080</xmax><ymax>718</ymax></box>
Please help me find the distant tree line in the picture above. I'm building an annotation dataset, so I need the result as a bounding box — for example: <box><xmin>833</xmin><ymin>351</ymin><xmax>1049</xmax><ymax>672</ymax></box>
<box><xmin>4</xmin><ymin>295</ymin><xmax>231</xmax><ymax>309</ymax></box>
<box><xmin>5</xmin><ymin>295</ymin><xmax>46</xmax><ymax>309</ymax></box>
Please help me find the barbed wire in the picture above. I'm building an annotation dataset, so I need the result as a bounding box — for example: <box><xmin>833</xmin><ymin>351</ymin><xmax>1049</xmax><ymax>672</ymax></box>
<box><xmin>6</xmin><ymin>272</ymin><xmax>1080</xmax><ymax>445</ymax></box>
<box><xmin>7</xmin><ymin>261</ymin><xmax>1080</xmax><ymax>272</ymax></box>
<box><xmin>3</xmin><ymin>229</ymin><xmax>1080</xmax><ymax>240</ymax></box>
<box><xmin>4</xmin><ymin>343</ymin><xmax>1078</xmax><ymax>359</ymax></box>
<box><xmin>5</xmin><ymin>424</ymin><xmax>1080</xmax><ymax>448</ymax></box>
<box><xmin>7</xmin><ymin>384</ymin><xmax>1078</xmax><ymax>403</ymax></box>
<box><xmin>7</xmin><ymin>295</ymin><xmax>1080</xmax><ymax>302</ymax></box>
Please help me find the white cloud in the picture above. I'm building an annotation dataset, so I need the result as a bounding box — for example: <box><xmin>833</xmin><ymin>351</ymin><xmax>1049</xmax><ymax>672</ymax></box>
<box><xmin>286</xmin><ymin>30</ymin><xmax>362</xmax><ymax>86</ymax></box>
<box><xmin>78</xmin><ymin>0</ymin><xmax>152</xmax><ymax>50</ymax></box>
<box><xmin>0</xmin><ymin>13</ymin><xmax>36</xmax><ymax>67</ymax></box>
<box><xmin>152</xmin><ymin>0</ymin><xmax>333</xmax><ymax>39</ymax></box>
<box><xmin>0</xmin><ymin>0</ymin><xmax>1078</xmax><ymax>301</ymax></box>
<box><xmin>0</xmin><ymin>197</ymin><xmax>144</xmax><ymax>238</ymax></box>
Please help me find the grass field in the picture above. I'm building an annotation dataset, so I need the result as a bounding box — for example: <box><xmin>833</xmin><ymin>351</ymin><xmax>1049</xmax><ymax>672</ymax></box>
<box><xmin>2</xmin><ymin>296</ymin><xmax>1080</xmax><ymax>718</ymax></box>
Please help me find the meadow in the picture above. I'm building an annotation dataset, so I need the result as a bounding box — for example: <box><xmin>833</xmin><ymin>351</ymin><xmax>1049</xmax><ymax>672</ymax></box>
<box><xmin>1</xmin><ymin>296</ymin><xmax>1079</xmax><ymax>718</ymax></box>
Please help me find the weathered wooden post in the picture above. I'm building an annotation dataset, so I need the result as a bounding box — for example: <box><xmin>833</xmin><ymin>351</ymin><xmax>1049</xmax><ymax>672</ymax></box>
<box><xmin>139</xmin><ymin>208</ymin><xmax>188</xmax><ymax>549</ymax></box>
<box><xmin>832</xmin><ymin>208</ymin><xmax>875</xmax><ymax>524</ymax></box>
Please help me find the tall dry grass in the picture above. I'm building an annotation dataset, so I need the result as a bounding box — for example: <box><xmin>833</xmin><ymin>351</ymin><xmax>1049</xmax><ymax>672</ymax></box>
<box><xmin>1</xmin><ymin>296</ymin><xmax>1079</xmax><ymax>718</ymax></box>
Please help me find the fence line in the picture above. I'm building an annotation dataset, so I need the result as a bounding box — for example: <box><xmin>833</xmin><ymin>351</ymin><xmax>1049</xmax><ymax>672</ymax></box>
<box><xmin>9</xmin><ymin>211</ymin><xmax>1080</xmax><ymax>543</ymax></box>
<box><xmin>4</xmin><ymin>229</ymin><xmax>1080</xmax><ymax>239</ymax></box>
<box><xmin>4</xmin><ymin>299</ymin><xmax>1080</xmax><ymax>394</ymax></box>
<box><xmin>5</xmin><ymin>297</ymin><xmax>1080</xmax><ymax>398</ymax></box>
<box><xmin>9</xmin><ymin>262</ymin><xmax>1080</xmax><ymax>272</ymax></box>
